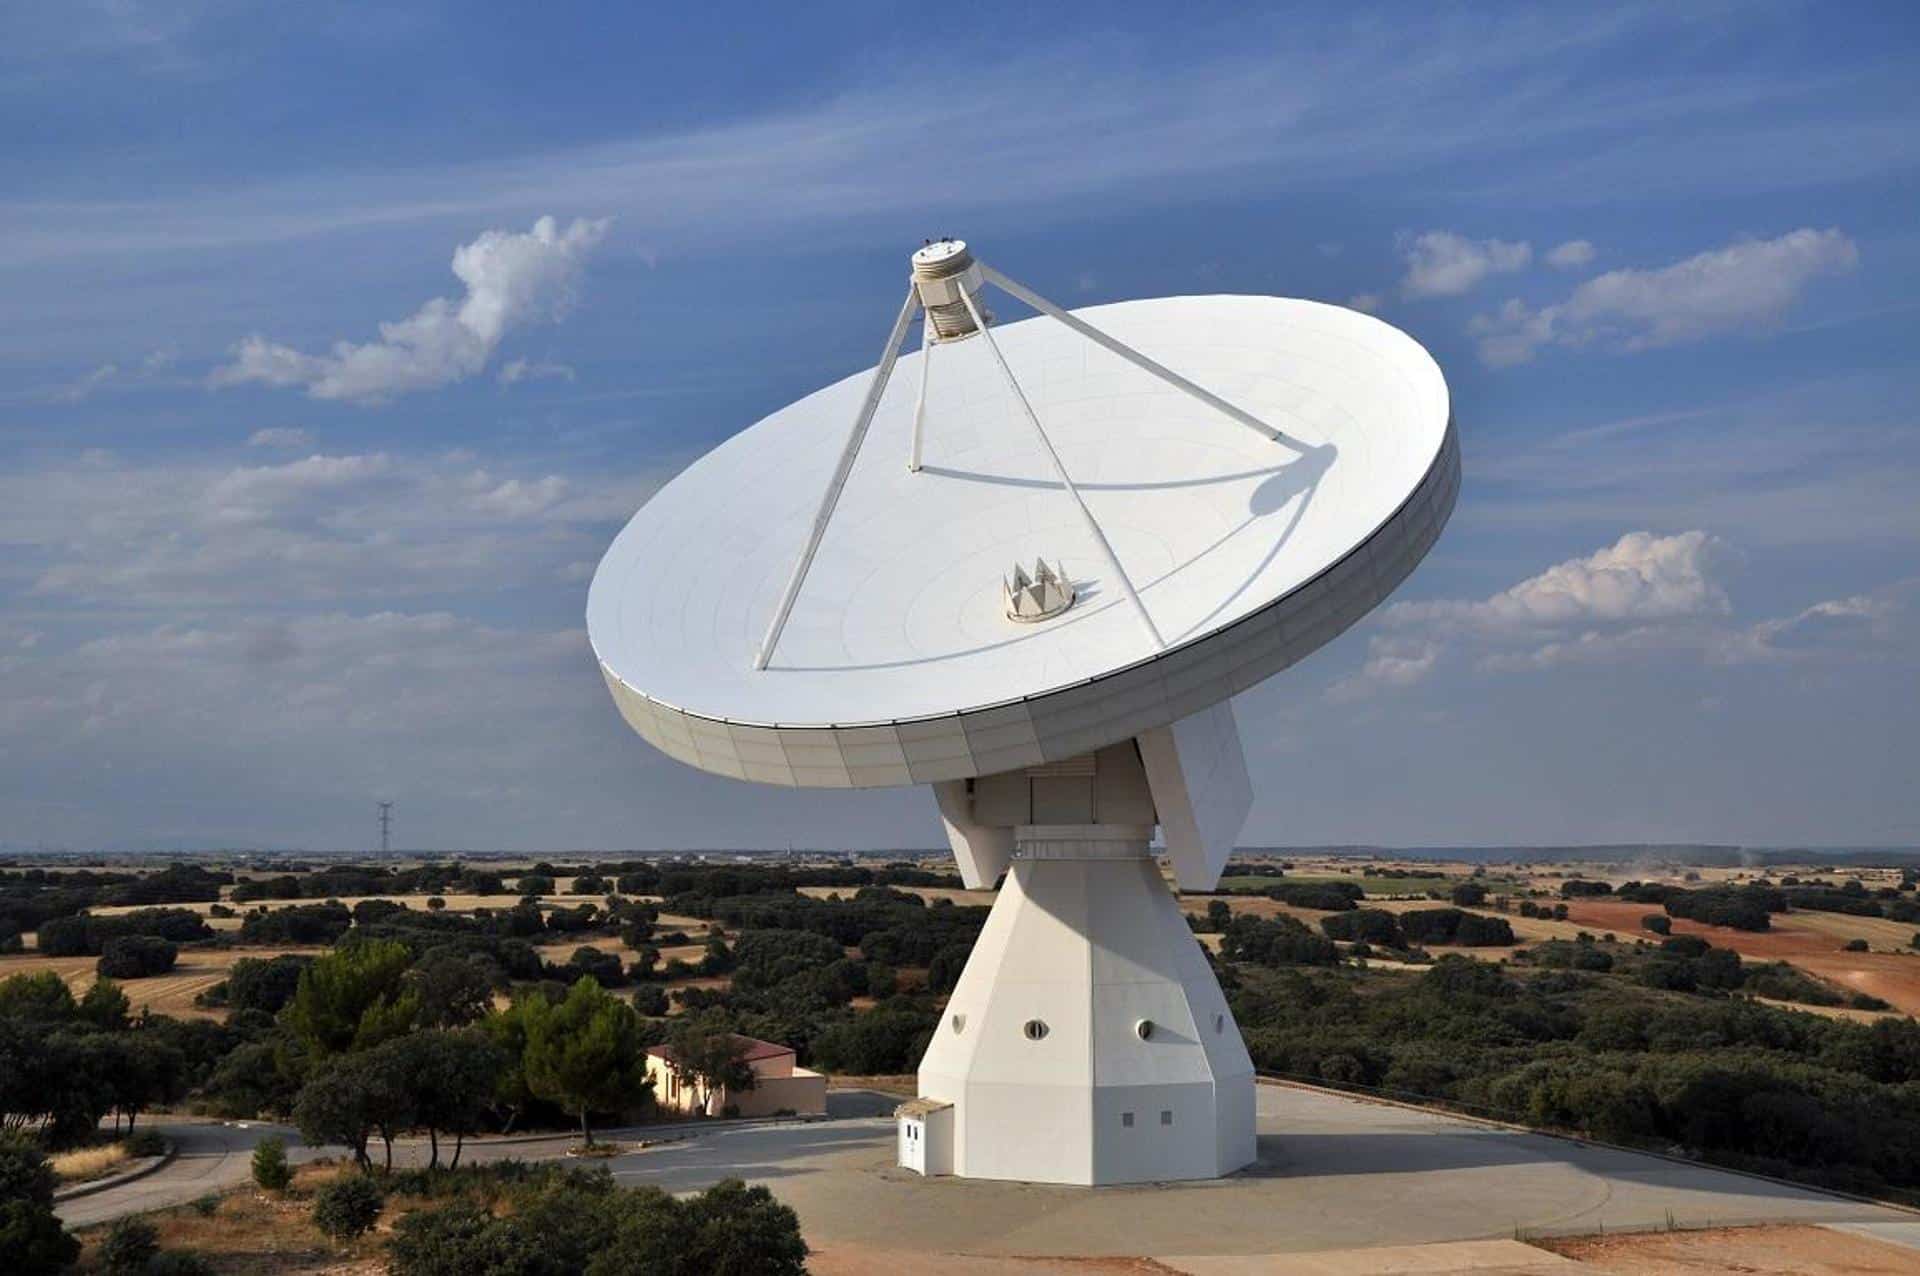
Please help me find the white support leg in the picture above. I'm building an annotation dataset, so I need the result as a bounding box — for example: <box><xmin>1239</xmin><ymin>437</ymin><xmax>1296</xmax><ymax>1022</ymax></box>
<box><xmin>908</xmin><ymin>312</ymin><xmax>933</xmax><ymax>472</ymax></box>
<box><xmin>915</xmin><ymin>827</ymin><xmax>1256</xmax><ymax>1184</ymax></box>
<box><xmin>753</xmin><ymin>284</ymin><xmax>921</xmax><ymax>671</ymax></box>
<box><xmin>979</xmin><ymin>263</ymin><xmax>1306</xmax><ymax>452</ymax></box>
<box><xmin>957</xmin><ymin>285</ymin><xmax>1165</xmax><ymax>651</ymax></box>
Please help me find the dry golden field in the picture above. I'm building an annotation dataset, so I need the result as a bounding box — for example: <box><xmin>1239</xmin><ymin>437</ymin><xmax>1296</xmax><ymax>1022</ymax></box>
<box><xmin>21</xmin><ymin>856</ymin><xmax>1918</xmax><ymax>1022</ymax></box>
<box><xmin>0</xmin><ymin>945</ymin><xmax>329</xmax><ymax>1018</ymax></box>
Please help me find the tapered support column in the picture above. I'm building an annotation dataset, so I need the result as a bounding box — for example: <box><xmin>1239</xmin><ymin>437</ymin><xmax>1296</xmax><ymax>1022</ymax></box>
<box><xmin>913</xmin><ymin>826</ymin><xmax>1256</xmax><ymax>1185</ymax></box>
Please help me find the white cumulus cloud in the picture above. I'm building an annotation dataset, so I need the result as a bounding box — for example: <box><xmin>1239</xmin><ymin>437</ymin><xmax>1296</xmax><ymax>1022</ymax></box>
<box><xmin>1546</xmin><ymin>239</ymin><xmax>1596</xmax><ymax>269</ymax></box>
<box><xmin>1389</xmin><ymin>531</ymin><xmax>1731</xmax><ymax>636</ymax></box>
<box><xmin>1351</xmin><ymin>532</ymin><xmax>1915</xmax><ymax>692</ymax></box>
<box><xmin>1398</xmin><ymin>230</ymin><xmax>1532</xmax><ymax>299</ymax></box>
<box><xmin>1329</xmin><ymin>636</ymin><xmax>1440</xmax><ymax>701</ymax></box>
<box><xmin>212</xmin><ymin>215</ymin><xmax>610</xmax><ymax>404</ymax></box>
<box><xmin>1470</xmin><ymin>227</ymin><xmax>1857</xmax><ymax>366</ymax></box>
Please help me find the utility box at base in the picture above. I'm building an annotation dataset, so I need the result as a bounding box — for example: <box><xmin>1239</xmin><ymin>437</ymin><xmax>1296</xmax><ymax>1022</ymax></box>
<box><xmin>896</xmin><ymin>1098</ymin><xmax>954</xmax><ymax>1176</ymax></box>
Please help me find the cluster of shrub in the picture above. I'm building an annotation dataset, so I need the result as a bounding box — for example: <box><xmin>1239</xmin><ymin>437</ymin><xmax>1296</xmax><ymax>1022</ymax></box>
<box><xmin>1214</xmin><ymin>905</ymin><xmax>1513</xmax><ymax>969</ymax></box>
<box><xmin>1258</xmin><ymin>880</ymin><xmax>1365</xmax><ymax>911</ymax></box>
<box><xmin>242</xmin><ymin>1157</ymin><xmax>804</xmax><ymax>1276</ymax></box>
<box><xmin>0</xmin><ymin>863</ymin><xmax>229</xmax><ymax>941</ymax></box>
<box><xmin>1227</xmin><ymin>954</ymin><xmax>1920</xmax><ymax>1202</ymax></box>
<box><xmin>36</xmin><ymin>907</ymin><xmax>212</xmax><ymax>963</ymax></box>
<box><xmin>1516</xmin><ymin>899</ymin><xmax>1571</xmax><ymax>921</ymax></box>
<box><xmin>654</xmin><ymin>883</ymin><xmax>989</xmax><ymax>1072</ymax></box>
<box><xmin>0</xmin><ymin>971</ymin><xmax>207</xmax><ymax>1149</ymax></box>
<box><xmin>502</xmin><ymin>858</ymin><xmax>962</xmax><ymax>902</ymax></box>
<box><xmin>230</xmin><ymin>862</ymin><xmax>509</xmax><ymax>903</ymax></box>
<box><xmin>1218</xmin><ymin>860</ymin><xmax>1289</xmax><ymax>879</ymax></box>
<box><xmin>1520</xmin><ymin>934</ymin><xmax>1891</xmax><ymax>1010</ymax></box>
<box><xmin>1322</xmin><ymin>906</ymin><xmax>1514</xmax><ymax>948</ymax></box>
<box><xmin>1571</xmin><ymin>874</ymin><xmax>1920</xmax><ymax>932</ymax></box>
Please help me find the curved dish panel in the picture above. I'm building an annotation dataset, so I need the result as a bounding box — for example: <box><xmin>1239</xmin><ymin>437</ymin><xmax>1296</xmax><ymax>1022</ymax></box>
<box><xmin>589</xmin><ymin>295</ymin><xmax>1456</xmax><ymax>788</ymax></box>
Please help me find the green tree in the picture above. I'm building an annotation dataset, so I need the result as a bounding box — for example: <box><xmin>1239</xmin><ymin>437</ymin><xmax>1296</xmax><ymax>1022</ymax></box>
<box><xmin>404</xmin><ymin>949</ymin><xmax>496</xmax><ymax>1029</ymax></box>
<box><xmin>96</xmin><ymin>1032</ymin><xmax>186</xmax><ymax>1133</ymax></box>
<box><xmin>521</xmin><ymin>978</ymin><xmax>650</xmax><ymax>1145</ymax></box>
<box><xmin>202</xmin><ymin>1041</ymin><xmax>300</xmax><ymax>1119</ymax></box>
<box><xmin>251</xmin><ymin>1135</ymin><xmax>292</xmax><ymax>1191</ymax></box>
<box><xmin>293</xmin><ymin>1052</ymin><xmax>413</xmax><ymax>1171</ymax></box>
<box><xmin>667</xmin><ymin>1026</ymin><xmax>754</xmax><ymax>1116</ymax></box>
<box><xmin>0</xmin><ymin>1198</ymin><xmax>80</xmax><ymax>1275</ymax></box>
<box><xmin>480</xmin><ymin>995</ymin><xmax>544</xmax><ymax>1133</ymax></box>
<box><xmin>224</xmin><ymin>955</ymin><xmax>313</xmax><ymax>1016</ymax></box>
<box><xmin>97</xmin><ymin>935</ymin><xmax>178</xmax><ymax>979</ymax></box>
<box><xmin>1450</xmin><ymin>881</ymin><xmax>1488</xmax><ymax>908</ymax></box>
<box><xmin>0</xmin><ymin>971</ymin><xmax>77</xmax><ymax>1022</ymax></box>
<box><xmin>78</xmin><ymin>978</ymin><xmax>131</xmax><ymax>1031</ymax></box>
<box><xmin>374</xmin><ymin>1030</ymin><xmax>503</xmax><ymax>1168</ymax></box>
<box><xmin>0</xmin><ymin>1130</ymin><xmax>80</xmax><ymax>1273</ymax></box>
<box><xmin>0</xmin><ymin>1132</ymin><xmax>58</xmax><ymax>1209</ymax></box>
<box><xmin>281</xmin><ymin>940</ymin><xmax>417</xmax><ymax>1060</ymax></box>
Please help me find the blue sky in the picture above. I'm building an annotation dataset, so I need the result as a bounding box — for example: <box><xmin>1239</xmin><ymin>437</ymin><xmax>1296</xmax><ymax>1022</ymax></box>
<box><xmin>3</xmin><ymin>2</ymin><xmax>1917</xmax><ymax>852</ymax></box>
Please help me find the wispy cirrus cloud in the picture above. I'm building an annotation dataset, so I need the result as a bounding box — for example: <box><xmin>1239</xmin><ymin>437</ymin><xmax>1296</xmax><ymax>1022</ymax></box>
<box><xmin>0</xmin><ymin>447</ymin><xmax>655</xmax><ymax>608</ymax></box>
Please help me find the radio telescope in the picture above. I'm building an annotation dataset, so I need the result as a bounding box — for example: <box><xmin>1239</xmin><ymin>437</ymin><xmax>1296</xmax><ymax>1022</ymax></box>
<box><xmin>588</xmin><ymin>240</ymin><xmax>1457</xmax><ymax>1185</ymax></box>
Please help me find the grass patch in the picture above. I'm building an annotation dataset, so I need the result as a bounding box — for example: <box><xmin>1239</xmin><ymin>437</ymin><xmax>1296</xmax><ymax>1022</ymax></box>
<box><xmin>51</xmin><ymin>1132</ymin><xmax>167</xmax><ymax>1183</ymax></box>
<box><xmin>51</xmin><ymin>1141</ymin><xmax>132</xmax><ymax>1183</ymax></box>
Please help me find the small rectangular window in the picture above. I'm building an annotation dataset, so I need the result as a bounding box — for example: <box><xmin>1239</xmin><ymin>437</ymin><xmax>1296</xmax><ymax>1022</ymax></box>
<box><xmin>1160</xmin><ymin>1110</ymin><xmax>1173</xmax><ymax>1126</ymax></box>
<box><xmin>1121</xmin><ymin>1111</ymin><xmax>1134</xmax><ymax>1128</ymax></box>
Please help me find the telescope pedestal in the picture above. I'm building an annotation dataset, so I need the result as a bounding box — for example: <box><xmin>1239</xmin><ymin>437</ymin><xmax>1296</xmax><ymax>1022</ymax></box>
<box><xmin>912</xmin><ymin>825</ymin><xmax>1256</xmax><ymax>1185</ymax></box>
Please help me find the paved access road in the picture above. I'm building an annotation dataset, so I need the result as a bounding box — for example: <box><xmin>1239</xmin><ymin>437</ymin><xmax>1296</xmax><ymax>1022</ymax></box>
<box><xmin>57</xmin><ymin>1119</ymin><xmax>317</xmax><ymax>1228</ymax></box>
<box><xmin>61</xmin><ymin>1083</ymin><xmax>1915</xmax><ymax>1260</ymax></box>
<box><xmin>56</xmin><ymin>1088</ymin><xmax>897</xmax><ymax>1228</ymax></box>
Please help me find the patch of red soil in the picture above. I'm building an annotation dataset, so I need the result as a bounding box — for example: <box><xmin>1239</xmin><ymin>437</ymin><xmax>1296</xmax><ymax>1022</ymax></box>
<box><xmin>1540</xmin><ymin>1223</ymin><xmax>1920</xmax><ymax>1274</ymax></box>
<box><xmin>1560</xmin><ymin>901</ymin><xmax>1920</xmax><ymax>1016</ymax></box>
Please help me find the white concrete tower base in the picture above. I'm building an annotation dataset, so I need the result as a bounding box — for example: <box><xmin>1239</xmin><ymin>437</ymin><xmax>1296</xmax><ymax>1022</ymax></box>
<box><xmin>916</xmin><ymin>825</ymin><xmax>1256</xmax><ymax>1185</ymax></box>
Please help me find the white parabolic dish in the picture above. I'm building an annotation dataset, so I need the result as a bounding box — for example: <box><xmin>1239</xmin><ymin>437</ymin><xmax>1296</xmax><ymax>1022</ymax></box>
<box><xmin>588</xmin><ymin>294</ymin><xmax>1458</xmax><ymax>789</ymax></box>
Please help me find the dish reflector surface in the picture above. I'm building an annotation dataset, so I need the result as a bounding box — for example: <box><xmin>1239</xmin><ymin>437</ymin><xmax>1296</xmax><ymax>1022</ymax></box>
<box><xmin>589</xmin><ymin>295</ymin><xmax>1451</xmax><ymax>753</ymax></box>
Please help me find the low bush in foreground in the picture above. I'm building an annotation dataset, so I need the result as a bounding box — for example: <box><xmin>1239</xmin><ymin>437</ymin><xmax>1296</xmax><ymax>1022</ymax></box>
<box><xmin>312</xmin><ymin>1173</ymin><xmax>385</xmax><ymax>1239</ymax></box>
<box><xmin>385</xmin><ymin>1166</ymin><xmax>807</xmax><ymax>1276</ymax></box>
